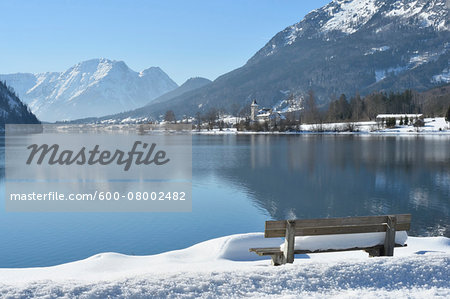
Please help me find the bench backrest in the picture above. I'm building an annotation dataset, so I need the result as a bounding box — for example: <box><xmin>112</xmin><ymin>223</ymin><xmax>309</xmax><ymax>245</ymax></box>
<box><xmin>264</xmin><ymin>214</ymin><xmax>411</xmax><ymax>238</ymax></box>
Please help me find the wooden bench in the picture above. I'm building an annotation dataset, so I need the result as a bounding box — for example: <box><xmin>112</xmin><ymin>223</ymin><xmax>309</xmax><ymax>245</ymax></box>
<box><xmin>249</xmin><ymin>214</ymin><xmax>411</xmax><ymax>266</ymax></box>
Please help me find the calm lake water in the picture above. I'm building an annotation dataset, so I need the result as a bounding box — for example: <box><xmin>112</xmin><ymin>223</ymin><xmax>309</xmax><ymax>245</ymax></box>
<box><xmin>1</xmin><ymin>134</ymin><xmax>449</xmax><ymax>267</ymax></box>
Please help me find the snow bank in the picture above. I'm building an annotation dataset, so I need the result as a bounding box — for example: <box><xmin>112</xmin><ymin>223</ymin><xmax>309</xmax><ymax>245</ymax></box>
<box><xmin>281</xmin><ymin>231</ymin><xmax>408</xmax><ymax>251</ymax></box>
<box><xmin>0</xmin><ymin>233</ymin><xmax>448</xmax><ymax>298</ymax></box>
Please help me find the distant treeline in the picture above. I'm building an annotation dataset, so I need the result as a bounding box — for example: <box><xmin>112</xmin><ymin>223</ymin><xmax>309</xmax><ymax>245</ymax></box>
<box><xmin>302</xmin><ymin>86</ymin><xmax>450</xmax><ymax>124</ymax></box>
<box><xmin>167</xmin><ymin>85</ymin><xmax>450</xmax><ymax>131</ymax></box>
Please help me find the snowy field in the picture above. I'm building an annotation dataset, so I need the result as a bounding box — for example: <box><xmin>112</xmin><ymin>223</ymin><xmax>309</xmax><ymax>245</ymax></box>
<box><xmin>0</xmin><ymin>233</ymin><xmax>448</xmax><ymax>298</ymax></box>
<box><xmin>195</xmin><ymin>117</ymin><xmax>450</xmax><ymax>135</ymax></box>
<box><xmin>306</xmin><ymin>117</ymin><xmax>450</xmax><ymax>135</ymax></box>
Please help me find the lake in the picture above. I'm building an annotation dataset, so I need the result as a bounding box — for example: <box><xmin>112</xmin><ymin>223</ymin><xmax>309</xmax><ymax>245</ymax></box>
<box><xmin>1</xmin><ymin>134</ymin><xmax>449</xmax><ymax>267</ymax></box>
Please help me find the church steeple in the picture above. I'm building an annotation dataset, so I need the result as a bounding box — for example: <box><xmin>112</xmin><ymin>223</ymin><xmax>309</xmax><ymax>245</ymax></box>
<box><xmin>251</xmin><ymin>99</ymin><xmax>258</xmax><ymax>121</ymax></box>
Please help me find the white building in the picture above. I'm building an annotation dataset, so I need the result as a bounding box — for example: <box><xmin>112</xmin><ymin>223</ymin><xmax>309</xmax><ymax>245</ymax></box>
<box><xmin>250</xmin><ymin>99</ymin><xmax>285</xmax><ymax>123</ymax></box>
<box><xmin>376</xmin><ymin>114</ymin><xmax>423</xmax><ymax>121</ymax></box>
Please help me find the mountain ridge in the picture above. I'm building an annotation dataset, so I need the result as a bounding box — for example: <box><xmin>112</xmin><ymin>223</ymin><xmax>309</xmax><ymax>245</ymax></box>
<box><xmin>149</xmin><ymin>77</ymin><xmax>212</xmax><ymax>106</ymax></box>
<box><xmin>0</xmin><ymin>58</ymin><xmax>178</xmax><ymax>122</ymax></box>
<box><xmin>251</xmin><ymin>0</ymin><xmax>448</xmax><ymax>63</ymax></box>
<box><xmin>137</xmin><ymin>0</ymin><xmax>449</xmax><ymax>119</ymax></box>
<box><xmin>69</xmin><ymin>77</ymin><xmax>212</xmax><ymax>124</ymax></box>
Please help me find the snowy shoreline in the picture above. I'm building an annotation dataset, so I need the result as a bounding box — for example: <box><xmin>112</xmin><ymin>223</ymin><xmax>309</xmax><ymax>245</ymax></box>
<box><xmin>194</xmin><ymin>117</ymin><xmax>450</xmax><ymax>136</ymax></box>
<box><xmin>0</xmin><ymin>233</ymin><xmax>449</xmax><ymax>298</ymax></box>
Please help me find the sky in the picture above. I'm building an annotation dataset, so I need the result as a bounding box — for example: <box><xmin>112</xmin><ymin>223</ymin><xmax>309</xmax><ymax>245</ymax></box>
<box><xmin>0</xmin><ymin>0</ymin><xmax>330</xmax><ymax>85</ymax></box>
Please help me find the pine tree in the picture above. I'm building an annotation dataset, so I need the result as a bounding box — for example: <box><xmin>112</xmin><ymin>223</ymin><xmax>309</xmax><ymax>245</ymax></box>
<box><xmin>338</xmin><ymin>94</ymin><xmax>351</xmax><ymax>120</ymax></box>
<box><xmin>446</xmin><ymin>105</ymin><xmax>450</xmax><ymax>123</ymax></box>
<box><xmin>386</xmin><ymin>117</ymin><xmax>396</xmax><ymax>128</ymax></box>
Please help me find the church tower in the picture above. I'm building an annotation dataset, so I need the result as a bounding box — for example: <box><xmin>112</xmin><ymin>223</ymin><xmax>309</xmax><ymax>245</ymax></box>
<box><xmin>251</xmin><ymin>99</ymin><xmax>258</xmax><ymax>122</ymax></box>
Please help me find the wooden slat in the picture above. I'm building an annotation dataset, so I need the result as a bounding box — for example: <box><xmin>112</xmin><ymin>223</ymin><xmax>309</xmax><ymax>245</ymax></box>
<box><xmin>266</xmin><ymin>214</ymin><xmax>411</xmax><ymax>230</ymax></box>
<box><xmin>249</xmin><ymin>247</ymin><xmax>282</xmax><ymax>256</ymax></box>
<box><xmin>249</xmin><ymin>243</ymin><xmax>406</xmax><ymax>256</ymax></box>
<box><xmin>293</xmin><ymin>243</ymin><xmax>406</xmax><ymax>254</ymax></box>
<box><xmin>296</xmin><ymin>224</ymin><xmax>387</xmax><ymax>236</ymax></box>
<box><xmin>297</xmin><ymin>222</ymin><xmax>410</xmax><ymax>236</ymax></box>
<box><xmin>266</xmin><ymin>222</ymin><xmax>410</xmax><ymax>238</ymax></box>
<box><xmin>265</xmin><ymin>214</ymin><xmax>411</xmax><ymax>237</ymax></box>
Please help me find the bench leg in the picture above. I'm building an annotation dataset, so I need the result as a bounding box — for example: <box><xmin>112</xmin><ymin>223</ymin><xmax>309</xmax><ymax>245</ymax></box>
<box><xmin>365</xmin><ymin>247</ymin><xmax>381</xmax><ymax>257</ymax></box>
<box><xmin>283</xmin><ymin>220</ymin><xmax>296</xmax><ymax>264</ymax></box>
<box><xmin>383</xmin><ymin>215</ymin><xmax>397</xmax><ymax>256</ymax></box>
<box><xmin>271</xmin><ymin>253</ymin><xmax>285</xmax><ymax>266</ymax></box>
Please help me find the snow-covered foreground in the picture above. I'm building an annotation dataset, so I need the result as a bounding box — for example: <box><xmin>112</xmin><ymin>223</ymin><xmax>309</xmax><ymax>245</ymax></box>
<box><xmin>0</xmin><ymin>233</ymin><xmax>449</xmax><ymax>298</ymax></box>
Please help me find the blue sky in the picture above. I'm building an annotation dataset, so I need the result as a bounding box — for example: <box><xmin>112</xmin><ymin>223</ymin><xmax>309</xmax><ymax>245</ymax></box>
<box><xmin>0</xmin><ymin>0</ymin><xmax>330</xmax><ymax>85</ymax></box>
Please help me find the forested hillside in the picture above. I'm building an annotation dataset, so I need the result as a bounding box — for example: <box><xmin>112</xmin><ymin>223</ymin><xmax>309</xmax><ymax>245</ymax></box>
<box><xmin>0</xmin><ymin>81</ymin><xmax>40</xmax><ymax>125</ymax></box>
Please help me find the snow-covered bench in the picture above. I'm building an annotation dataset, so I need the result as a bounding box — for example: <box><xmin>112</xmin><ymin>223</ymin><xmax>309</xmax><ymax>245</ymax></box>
<box><xmin>249</xmin><ymin>214</ymin><xmax>411</xmax><ymax>266</ymax></box>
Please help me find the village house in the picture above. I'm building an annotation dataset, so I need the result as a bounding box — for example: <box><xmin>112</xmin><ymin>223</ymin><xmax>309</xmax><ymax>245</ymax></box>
<box><xmin>376</xmin><ymin>114</ymin><xmax>423</xmax><ymax>125</ymax></box>
<box><xmin>250</xmin><ymin>100</ymin><xmax>285</xmax><ymax>123</ymax></box>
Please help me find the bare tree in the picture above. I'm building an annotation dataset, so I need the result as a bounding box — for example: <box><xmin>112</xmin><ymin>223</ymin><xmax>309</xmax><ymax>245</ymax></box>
<box><xmin>195</xmin><ymin>111</ymin><xmax>202</xmax><ymax>131</ymax></box>
<box><xmin>164</xmin><ymin>110</ymin><xmax>176</xmax><ymax>123</ymax></box>
<box><xmin>303</xmin><ymin>90</ymin><xmax>319</xmax><ymax>124</ymax></box>
<box><xmin>350</xmin><ymin>93</ymin><xmax>363</xmax><ymax>122</ymax></box>
<box><xmin>230</xmin><ymin>102</ymin><xmax>240</xmax><ymax>126</ymax></box>
<box><xmin>205</xmin><ymin>108</ymin><xmax>218</xmax><ymax>131</ymax></box>
<box><xmin>239</xmin><ymin>105</ymin><xmax>251</xmax><ymax>122</ymax></box>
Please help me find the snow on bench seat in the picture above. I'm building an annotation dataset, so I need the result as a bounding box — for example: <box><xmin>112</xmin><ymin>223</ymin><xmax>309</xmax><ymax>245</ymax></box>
<box><xmin>280</xmin><ymin>231</ymin><xmax>408</xmax><ymax>251</ymax></box>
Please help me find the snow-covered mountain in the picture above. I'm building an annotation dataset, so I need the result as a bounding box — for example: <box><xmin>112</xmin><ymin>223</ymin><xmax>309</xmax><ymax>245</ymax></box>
<box><xmin>149</xmin><ymin>77</ymin><xmax>212</xmax><ymax>106</ymax></box>
<box><xmin>0</xmin><ymin>59</ymin><xmax>178</xmax><ymax>122</ymax></box>
<box><xmin>71</xmin><ymin>77</ymin><xmax>212</xmax><ymax>124</ymax></box>
<box><xmin>138</xmin><ymin>0</ymin><xmax>449</xmax><ymax>118</ymax></box>
<box><xmin>0</xmin><ymin>81</ymin><xmax>40</xmax><ymax>125</ymax></box>
<box><xmin>251</xmin><ymin>0</ymin><xmax>448</xmax><ymax>61</ymax></box>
